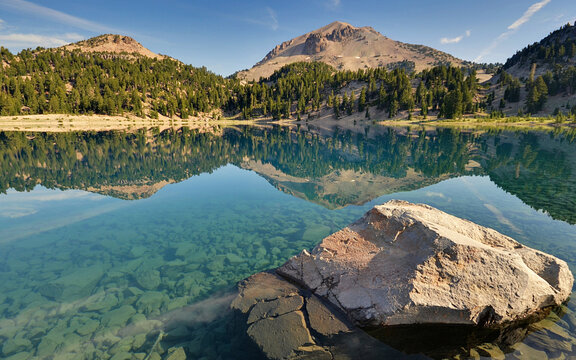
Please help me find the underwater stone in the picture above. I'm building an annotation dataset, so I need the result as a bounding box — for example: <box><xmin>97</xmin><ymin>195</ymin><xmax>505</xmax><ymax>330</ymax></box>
<box><xmin>278</xmin><ymin>200</ymin><xmax>574</xmax><ymax>327</ymax></box>
<box><xmin>60</xmin><ymin>332</ymin><xmax>82</xmax><ymax>350</ymax></box>
<box><xmin>225</xmin><ymin>253</ymin><xmax>244</xmax><ymax>265</ymax></box>
<box><xmin>165</xmin><ymin>347</ymin><xmax>187</xmax><ymax>360</ymax></box>
<box><xmin>125</xmin><ymin>287</ymin><xmax>144</xmax><ymax>297</ymax></box>
<box><xmin>206</xmin><ymin>256</ymin><xmax>226</xmax><ymax>272</ymax></box>
<box><xmin>82</xmin><ymin>293</ymin><xmax>119</xmax><ymax>312</ymax></box>
<box><xmin>147</xmin><ymin>353</ymin><xmax>161</xmax><ymax>360</ymax></box>
<box><xmin>301</xmin><ymin>224</ymin><xmax>331</xmax><ymax>242</ymax></box>
<box><xmin>135</xmin><ymin>269</ymin><xmax>161</xmax><ymax>290</ymax></box>
<box><xmin>128</xmin><ymin>313</ymin><xmax>147</xmax><ymax>325</ymax></box>
<box><xmin>266</xmin><ymin>236</ymin><xmax>287</xmax><ymax>247</ymax></box>
<box><xmin>126</xmin><ymin>318</ymin><xmax>163</xmax><ymax>336</ymax></box>
<box><xmin>135</xmin><ymin>291</ymin><xmax>166</xmax><ymax>315</ymax></box>
<box><xmin>54</xmin><ymin>265</ymin><xmax>106</xmax><ymax>299</ymax></box>
<box><xmin>36</xmin><ymin>336</ymin><xmax>61</xmax><ymax>358</ymax></box>
<box><xmin>4</xmin><ymin>352</ymin><xmax>32</xmax><ymax>360</ymax></box>
<box><xmin>475</xmin><ymin>343</ymin><xmax>505</xmax><ymax>360</ymax></box>
<box><xmin>76</xmin><ymin>319</ymin><xmax>100</xmax><ymax>336</ymax></box>
<box><xmin>108</xmin><ymin>337</ymin><xmax>134</xmax><ymax>355</ymax></box>
<box><xmin>2</xmin><ymin>338</ymin><xmax>32</xmax><ymax>356</ymax></box>
<box><xmin>109</xmin><ymin>352</ymin><xmax>132</xmax><ymax>360</ymax></box>
<box><xmin>530</xmin><ymin>319</ymin><xmax>573</xmax><ymax>341</ymax></box>
<box><xmin>37</xmin><ymin>283</ymin><xmax>64</xmax><ymax>300</ymax></box>
<box><xmin>166</xmin><ymin>296</ymin><xmax>189</xmax><ymax>311</ymax></box>
<box><xmin>132</xmin><ymin>333</ymin><xmax>147</xmax><ymax>351</ymax></box>
<box><xmin>175</xmin><ymin>277</ymin><xmax>196</xmax><ymax>297</ymax></box>
<box><xmin>0</xmin><ymin>319</ymin><xmax>18</xmax><ymax>339</ymax></box>
<box><xmin>130</xmin><ymin>246</ymin><xmax>148</xmax><ymax>258</ymax></box>
<box><xmin>102</xmin><ymin>305</ymin><xmax>136</xmax><ymax>328</ymax></box>
<box><xmin>510</xmin><ymin>343</ymin><xmax>548</xmax><ymax>360</ymax></box>
<box><xmin>525</xmin><ymin>330</ymin><xmax>573</xmax><ymax>353</ymax></box>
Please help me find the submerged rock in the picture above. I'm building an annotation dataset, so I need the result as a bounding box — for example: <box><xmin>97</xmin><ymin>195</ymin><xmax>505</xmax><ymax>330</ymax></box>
<box><xmin>278</xmin><ymin>200</ymin><xmax>573</xmax><ymax>327</ymax></box>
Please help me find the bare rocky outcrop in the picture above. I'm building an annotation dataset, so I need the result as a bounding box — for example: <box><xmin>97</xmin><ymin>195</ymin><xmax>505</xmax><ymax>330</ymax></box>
<box><xmin>277</xmin><ymin>200</ymin><xmax>574</xmax><ymax>328</ymax></box>
<box><xmin>240</xmin><ymin>21</ymin><xmax>464</xmax><ymax>80</ymax></box>
<box><xmin>63</xmin><ymin>34</ymin><xmax>164</xmax><ymax>59</ymax></box>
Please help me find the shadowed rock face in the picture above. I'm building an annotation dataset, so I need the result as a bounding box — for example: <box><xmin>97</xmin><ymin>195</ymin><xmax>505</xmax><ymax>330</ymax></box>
<box><xmin>230</xmin><ymin>272</ymin><xmax>417</xmax><ymax>360</ymax></box>
<box><xmin>277</xmin><ymin>200</ymin><xmax>573</xmax><ymax>328</ymax></box>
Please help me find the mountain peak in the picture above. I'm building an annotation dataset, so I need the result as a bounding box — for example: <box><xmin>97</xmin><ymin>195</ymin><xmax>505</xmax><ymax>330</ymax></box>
<box><xmin>62</xmin><ymin>34</ymin><xmax>163</xmax><ymax>59</ymax></box>
<box><xmin>240</xmin><ymin>22</ymin><xmax>463</xmax><ymax>81</ymax></box>
<box><xmin>320</xmin><ymin>21</ymin><xmax>354</xmax><ymax>31</ymax></box>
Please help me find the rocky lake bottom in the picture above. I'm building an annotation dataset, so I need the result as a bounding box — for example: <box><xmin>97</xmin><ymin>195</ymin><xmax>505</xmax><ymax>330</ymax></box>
<box><xmin>1</xmin><ymin>126</ymin><xmax>576</xmax><ymax>359</ymax></box>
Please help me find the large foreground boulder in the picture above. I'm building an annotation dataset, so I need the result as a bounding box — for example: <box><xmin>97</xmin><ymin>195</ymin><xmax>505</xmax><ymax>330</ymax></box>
<box><xmin>277</xmin><ymin>200</ymin><xmax>574</xmax><ymax>327</ymax></box>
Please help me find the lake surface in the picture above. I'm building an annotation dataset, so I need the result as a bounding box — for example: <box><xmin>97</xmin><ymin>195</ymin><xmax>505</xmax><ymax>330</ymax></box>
<box><xmin>1</xmin><ymin>125</ymin><xmax>576</xmax><ymax>359</ymax></box>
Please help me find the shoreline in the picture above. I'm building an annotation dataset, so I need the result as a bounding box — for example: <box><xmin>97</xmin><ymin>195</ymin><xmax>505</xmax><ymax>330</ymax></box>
<box><xmin>377</xmin><ymin>118</ymin><xmax>576</xmax><ymax>130</ymax></box>
<box><xmin>1</xmin><ymin>114</ymin><xmax>575</xmax><ymax>133</ymax></box>
<box><xmin>0</xmin><ymin>114</ymin><xmax>261</xmax><ymax>133</ymax></box>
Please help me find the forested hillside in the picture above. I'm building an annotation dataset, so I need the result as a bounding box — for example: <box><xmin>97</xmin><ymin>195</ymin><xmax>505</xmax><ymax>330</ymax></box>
<box><xmin>234</xmin><ymin>62</ymin><xmax>480</xmax><ymax>120</ymax></box>
<box><xmin>0</xmin><ymin>45</ymin><xmax>231</xmax><ymax>118</ymax></box>
<box><xmin>2</xmin><ymin>24</ymin><xmax>576</xmax><ymax>122</ymax></box>
<box><xmin>0</xmin><ymin>41</ymin><xmax>482</xmax><ymax>121</ymax></box>
<box><xmin>490</xmin><ymin>23</ymin><xmax>576</xmax><ymax>119</ymax></box>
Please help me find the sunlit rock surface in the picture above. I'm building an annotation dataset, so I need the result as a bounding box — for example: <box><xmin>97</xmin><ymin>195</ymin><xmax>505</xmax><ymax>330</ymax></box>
<box><xmin>278</xmin><ymin>200</ymin><xmax>573</xmax><ymax>327</ymax></box>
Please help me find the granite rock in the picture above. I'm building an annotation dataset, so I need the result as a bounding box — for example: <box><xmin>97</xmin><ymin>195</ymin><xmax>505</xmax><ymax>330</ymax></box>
<box><xmin>278</xmin><ymin>200</ymin><xmax>574</xmax><ymax>327</ymax></box>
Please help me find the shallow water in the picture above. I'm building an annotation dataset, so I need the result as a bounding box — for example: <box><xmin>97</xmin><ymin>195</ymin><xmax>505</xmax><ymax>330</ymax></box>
<box><xmin>1</xmin><ymin>125</ymin><xmax>576</xmax><ymax>359</ymax></box>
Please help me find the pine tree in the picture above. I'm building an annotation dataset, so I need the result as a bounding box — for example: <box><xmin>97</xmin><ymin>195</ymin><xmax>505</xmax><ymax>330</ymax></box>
<box><xmin>333</xmin><ymin>96</ymin><xmax>340</xmax><ymax>118</ymax></box>
<box><xmin>388</xmin><ymin>99</ymin><xmax>398</xmax><ymax>118</ymax></box>
<box><xmin>378</xmin><ymin>83</ymin><xmax>386</xmax><ymax>110</ymax></box>
<box><xmin>443</xmin><ymin>89</ymin><xmax>463</xmax><ymax>119</ymax></box>
<box><xmin>348</xmin><ymin>92</ymin><xmax>355</xmax><ymax>115</ymax></box>
<box><xmin>358</xmin><ymin>87</ymin><xmax>367</xmax><ymax>112</ymax></box>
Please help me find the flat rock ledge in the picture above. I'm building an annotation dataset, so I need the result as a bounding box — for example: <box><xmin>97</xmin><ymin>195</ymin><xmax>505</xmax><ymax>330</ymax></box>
<box><xmin>231</xmin><ymin>271</ymin><xmax>410</xmax><ymax>360</ymax></box>
<box><xmin>277</xmin><ymin>200</ymin><xmax>573</xmax><ymax>327</ymax></box>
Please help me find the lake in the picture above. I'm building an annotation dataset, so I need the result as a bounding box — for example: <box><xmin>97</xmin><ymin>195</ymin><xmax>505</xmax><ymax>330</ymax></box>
<box><xmin>1</xmin><ymin>124</ymin><xmax>576</xmax><ymax>359</ymax></box>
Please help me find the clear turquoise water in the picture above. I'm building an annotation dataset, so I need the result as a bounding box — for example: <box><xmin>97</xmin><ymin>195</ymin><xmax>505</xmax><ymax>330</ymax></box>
<box><xmin>1</xmin><ymin>126</ymin><xmax>576</xmax><ymax>359</ymax></box>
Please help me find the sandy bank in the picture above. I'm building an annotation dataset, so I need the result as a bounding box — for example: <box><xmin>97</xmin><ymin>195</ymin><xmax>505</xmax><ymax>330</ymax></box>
<box><xmin>0</xmin><ymin>114</ymin><xmax>258</xmax><ymax>133</ymax></box>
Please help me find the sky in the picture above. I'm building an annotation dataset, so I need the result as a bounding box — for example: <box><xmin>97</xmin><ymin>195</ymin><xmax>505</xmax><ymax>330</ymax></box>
<box><xmin>0</xmin><ymin>0</ymin><xmax>575</xmax><ymax>76</ymax></box>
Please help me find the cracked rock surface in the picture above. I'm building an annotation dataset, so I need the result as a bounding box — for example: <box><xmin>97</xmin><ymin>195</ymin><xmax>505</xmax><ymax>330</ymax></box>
<box><xmin>277</xmin><ymin>200</ymin><xmax>573</xmax><ymax>327</ymax></box>
<box><xmin>231</xmin><ymin>272</ymin><xmax>410</xmax><ymax>360</ymax></box>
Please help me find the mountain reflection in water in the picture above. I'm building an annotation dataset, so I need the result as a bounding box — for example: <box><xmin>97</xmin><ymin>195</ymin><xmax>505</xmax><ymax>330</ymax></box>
<box><xmin>1</xmin><ymin>125</ymin><xmax>575</xmax><ymax>223</ymax></box>
<box><xmin>1</xmin><ymin>124</ymin><xmax>576</xmax><ymax>359</ymax></box>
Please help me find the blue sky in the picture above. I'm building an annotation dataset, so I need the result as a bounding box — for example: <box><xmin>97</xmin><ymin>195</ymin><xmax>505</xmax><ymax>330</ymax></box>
<box><xmin>0</xmin><ymin>0</ymin><xmax>574</xmax><ymax>76</ymax></box>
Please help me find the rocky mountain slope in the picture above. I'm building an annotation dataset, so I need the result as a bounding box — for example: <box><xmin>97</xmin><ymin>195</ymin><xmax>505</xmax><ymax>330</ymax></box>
<box><xmin>238</xmin><ymin>21</ymin><xmax>465</xmax><ymax>81</ymax></box>
<box><xmin>62</xmin><ymin>34</ymin><xmax>164</xmax><ymax>59</ymax></box>
<box><xmin>491</xmin><ymin>22</ymin><xmax>576</xmax><ymax>117</ymax></box>
<box><xmin>502</xmin><ymin>23</ymin><xmax>576</xmax><ymax>78</ymax></box>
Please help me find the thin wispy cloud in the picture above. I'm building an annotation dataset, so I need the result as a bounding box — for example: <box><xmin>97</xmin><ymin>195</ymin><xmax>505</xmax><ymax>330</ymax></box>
<box><xmin>0</xmin><ymin>33</ymin><xmax>78</xmax><ymax>47</ymax></box>
<box><xmin>508</xmin><ymin>0</ymin><xmax>551</xmax><ymax>30</ymax></box>
<box><xmin>0</xmin><ymin>0</ymin><xmax>119</xmax><ymax>33</ymax></box>
<box><xmin>242</xmin><ymin>6</ymin><xmax>280</xmax><ymax>31</ymax></box>
<box><xmin>0</xmin><ymin>33</ymin><xmax>83</xmax><ymax>48</ymax></box>
<box><xmin>266</xmin><ymin>7</ymin><xmax>279</xmax><ymax>31</ymax></box>
<box><xmin>440</xmin><ymin>30</ymin><xmax>471</xmax><ymax>44</ymax></box>
<box><xmin>475</xmin><ymin>0</ymin><xmax>551</xmax><ymax>62</ymax></box>
<box><xmin>328</xmin><ymin>0</ymin><xmax>341</xmax><ymax>8</ymax></box>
